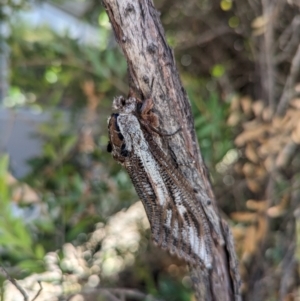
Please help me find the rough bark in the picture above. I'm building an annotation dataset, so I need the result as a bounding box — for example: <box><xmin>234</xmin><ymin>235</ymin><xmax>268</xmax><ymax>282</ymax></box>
<box><xmin>102</xmin><ymin>0</ymin><xmax>241</xmax><ymax>300</ymax></box>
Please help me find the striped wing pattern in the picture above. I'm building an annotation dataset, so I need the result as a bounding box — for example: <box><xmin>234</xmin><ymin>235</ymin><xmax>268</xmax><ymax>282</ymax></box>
<box><xmin>108</xmin><ymin>111</ymin><xmax>213</xmax><ymax>268</ymax></box>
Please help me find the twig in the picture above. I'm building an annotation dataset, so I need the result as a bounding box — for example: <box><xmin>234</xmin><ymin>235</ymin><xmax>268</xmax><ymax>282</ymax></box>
<box><xmin>101</xmin><ymin>289</ymin><xmax>123</xmax><ymax>301</ymax></box>
<box><xmin>67</xmin><ymin>287</ymin><xmax>163</xmax><ymax>301</ymax></box>
<box><xmin>31</xmin><ymin>281</ymin><xmax>43</xmax><ymax>301</ymax></box>
<box><xmin>177</xmin><ymin>26</ymin><xmax>233</xmax><ymax>50</ymax></box>
<box><xmin>278</xmin><ymin>245</ymin><xmax>298</xmax><ymax>300</ymax></box>
<box><xmin>246</xmin><ymin>0</ymin><xmax>260</xmax><ymax>15</ymax></box>
<box><xmin>0</xmin><ymin>265</ymin><xmax>29</xmax><ymax>301</ymax></box>
<box><xmin>0</xmin><ymin>266</ymin><xmax>43</xmax><ymax>301</ymax></box>
<box><xmin>261</xmin><ymin>0</ymin><xmax>276</xmax><ymax>111</ymax></box>
<box><xmin>276</xmin><ymin>44</ymin><xmax>300</xmax><ymax>116</ymax></box>
<box><xmin>275</xmin><ymin>16</ymin><xmax>300</xmax><ymax>64</ymax></box>
<box><xmin>108</xmin><ymin>288</ymin><xmax>164</xmax><ymax>301</ymax></box>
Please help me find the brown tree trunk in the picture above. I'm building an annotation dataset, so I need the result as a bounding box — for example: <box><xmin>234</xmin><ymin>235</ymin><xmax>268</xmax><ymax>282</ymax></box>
<box><xmin>102</xmin><ymin>0</ymin><xmax>241</xmax><ymax>300</ymax></box>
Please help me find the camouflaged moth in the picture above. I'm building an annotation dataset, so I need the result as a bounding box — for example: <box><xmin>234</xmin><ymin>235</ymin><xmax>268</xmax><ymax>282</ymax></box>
<box><xmin>107</xmin><ymin>96</ymin><xmax>223</xmax><ymax>269</ymax></box>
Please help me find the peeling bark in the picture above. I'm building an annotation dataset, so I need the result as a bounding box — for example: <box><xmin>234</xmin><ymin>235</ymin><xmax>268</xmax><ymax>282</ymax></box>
<box><xmin>102</xmin><ymin>0</ymin><xmax>241</xmax><ymax>300</ymax></box>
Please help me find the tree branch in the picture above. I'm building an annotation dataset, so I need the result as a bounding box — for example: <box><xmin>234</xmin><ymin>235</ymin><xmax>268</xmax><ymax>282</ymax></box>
<box><xmin>67</xmin><ymin>288</ymin><xmax>164</xmax><ymax>301</ymax></box>
<box><xmin>276</xmin><ymin>44</ymin><xmax>300</xmax><ymax>116</ymax></box>
<box><xmin>261</xmin><ymin>0</ymin><xmax>276</xmax><ymax>111</ymax></box>
<box><xmin>102</xmin><ymin>0</ymin><xmax>241</xmax><ymax>300</ymax></box>
<box><xmin>0</xmin><ymin>265</ymin><xmax>28</xmax><ymax>301</ymax></box>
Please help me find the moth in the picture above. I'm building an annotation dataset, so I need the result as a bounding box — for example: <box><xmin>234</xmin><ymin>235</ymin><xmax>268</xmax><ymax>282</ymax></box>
<box><xmin>107</xmin><ymin>96</ymin><xmax>223</xmax><ymax>269</ymax></box>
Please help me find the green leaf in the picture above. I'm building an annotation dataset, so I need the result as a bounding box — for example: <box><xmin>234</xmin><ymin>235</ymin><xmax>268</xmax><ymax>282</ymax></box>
<box><xmin>35</xmin><ymin>244</ymin><xmax>45</xmax><ymax>259</ymax></box>
<box><xmin>43</xmin><ymin>143</ymin><xmax>57</xmax><ymax>160</ymax></box>
<box><xmin>13</xmin><ymin>219</ymin><xmax>33</xmax><ymax>250</ymax></box>
<box><xmin>211</xmin><ymin>64</ymin><xmax>225</xmax><ymax>78</ymax></box>
<box><xmin>61</xmin><ymin>135</ymin><xmax>77</xmax><ymax>157</ymax></box>
<box><xmin>0</xmin><ymin>154</ymin><xmax>9</xmax><ymax>176</ymax></box>
<box><xmin>0</xmin><ymin>155</ymin><xmax>9</xmax><ymax>205</ymax></box>
<box><xmin>18</xmin><ymin>259</ymin><xmax>45</xmax><ymax>273</ymax></box>
<box><xmin>194</xmin><ymin>115</ymin><xmax>207</xmax><ymax>127</ymax></box>
<box><xmin>198</xmin><ymin>123</ymin><xmax>215</xmax><ymax>137</ymax></box>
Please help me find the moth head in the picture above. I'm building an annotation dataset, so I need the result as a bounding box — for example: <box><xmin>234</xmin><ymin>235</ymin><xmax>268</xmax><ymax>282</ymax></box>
<box><xmin>107</xmin><ymin>113</ymin><xmax>127</xmax><ymax>164</ymax></box>
<box><xmin>113</xmin><ymin>96</ymin><xmax>137</xmax><ymax>114</ymax></box>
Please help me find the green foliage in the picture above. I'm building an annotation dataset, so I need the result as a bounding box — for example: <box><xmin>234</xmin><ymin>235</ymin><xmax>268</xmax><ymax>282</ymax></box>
<box><xmin>184</xmin><ymin>75</ymin><xmax>233</xmax><ymax>169</ymax></box>
<box><xmin>0</xmin><ymin>0</ymin><xmax>27</xmax><ymax>21</ymax></box>
<box><xmin>7</xmin><ymin>22</ymin><xmax>127</xmax><ymax>111</ymax></box>
<box><xmin>1</xmin><ymin>4</ymin><xmax>135</xmax><ymax>284</ymax></box>
<box><xmin>0</xmin><ymin>155</ymin><xmax>45</xmax><ymax>273</ymax></box>
<box><xmin>158</xmin><ymin>276</ymin><xmax>192</xmax><ymax>301</ymax></box>
<box><xmin>25</xmin><ymin>111</ymin><xmax>135</xmax><ymax>247</ymax></box>
<box><xmin>211</xmin><ymin>64</ymin><xmax>226</xmax><ymax>78</ymax></box>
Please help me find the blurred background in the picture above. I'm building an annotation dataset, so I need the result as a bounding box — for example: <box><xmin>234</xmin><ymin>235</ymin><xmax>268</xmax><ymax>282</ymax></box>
<box><xmin>0</xmin><ymin>0</ymin><xmax>300</xmax><ymax>300</ymax></box>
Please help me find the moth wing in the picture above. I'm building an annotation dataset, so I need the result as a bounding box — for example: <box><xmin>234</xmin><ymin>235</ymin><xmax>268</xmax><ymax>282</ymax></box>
<box><xmin>124</xmin><ymin>155</ymin><xmax>161</xmax><ymax>238</ymax></box>
<box><xmin>142</xmin><ymin>132</ymin><xmax>213</xmax><ymax>267</ymax></box>
<box><xmin>157</xmin><ymin>186</ymin><xmax>212</xmax><ymax>268</ymax></box>
<box><xmin>118</xmin><ymin>118</ymin><xmax>213</xmax><ymax>268</ymax></box>
<box><xmin>148</xmin><ymin>135</ymin><xmax>224</xmax><ymax>245</ymax></box>
<box><xmin>124</xmin><ymin>152</ymin><xmax>211</xmax><ymax>267</ymax></box>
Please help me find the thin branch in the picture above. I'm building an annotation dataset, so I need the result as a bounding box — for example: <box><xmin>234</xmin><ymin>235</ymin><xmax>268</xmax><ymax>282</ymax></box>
<box><xmin>108</xmin><ymin>288</ymin><xmax>164</xmax><ymax>301</ymax></box>
<box><xmin>278</xmin><ymin>245</ymin><xmax>297</xmax><ymax>300</ymax></box>
<box><xmin>261</xmin><ymin>0</ymin><xmax>276</xmax><ymax>111</ymax></box>
<box><xmin>67</xmin><ymin>288</ymin><xmax>163</xmax><ymax>301</ymax></box>
<box><xmin>275</xmin><ymin>16</ymin><xmax>300</xmax><ymax>64</ymax></box>
<box><xmin>0</xmin><ymin>265</ymin><xmax>28</xmax><ymax>301</ymax></box>
<box><xmin>246</xmin><ymin>0</ymin><xmax>260</xmax><ymax>15</ymax></box>
<box><xmin>276</xmin><ymin>45</ymin><xmax>300</xmax><ymax>116</ymax></box>
<box><xmin>101</xmin><ymin>289</ymin><xmax>123</xmax><ymax>301</ymax></box>
<box><xmin>176</xmin><ymin>26</ymin><xmax>233</xmax><ymax>50</ymax></box>
<box><xmin>31</xmin><ymin>281</ymin><xmax>43</xmax><ymax>301</ymax></box>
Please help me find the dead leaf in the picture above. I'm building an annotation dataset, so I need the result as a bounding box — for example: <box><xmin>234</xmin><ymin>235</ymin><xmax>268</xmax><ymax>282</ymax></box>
<box><xmin>251</xmin><ymin>15</ymin><xmax>268</xmax><ymax>29</ymax></box>
<box><xmin>230</xmin><ymin>95</ymin><xmax>241</xmax><ymax>112</ymax></box>
<box><xmin>7</xmin><ymin>173</ymin><xmax>40</xmax><ymax>204</ymax></box>
<box><xmin>242</xmin><ymin>162</ymin><xmax>256</xmax><ymax>176</ymax></box>
<box><xmin>267</xmin><ymin>194</ymin><xmax>290</xmax><ymax>218</ymax></box>
<box><xmin>240</xmin><ymin>96</ymin><xmax>253</xmax><ymax>116</ymax></box>
<box><xmin>245</xmin><ymin>143</ymin><xmax>259</xmax><ymax>163</ymax></box>
<box><xmin>262</xmin><ymin>107</ymin><xmax>273</xmax><ymax>121</ymax></box>
<box><xmin>252</xmin><ymin>101</ymin><xmax>264</xmax><ymax>117</ymax></box>
<box><xmin>263</xmin><ymin>156</ymin><xmax>274</xmax><ymax>171</ymax></box>
<box><xmin>256</xmin><ymin>215</ymin><xmax>267</xmax><ymax>241</ymax></box>
<box><xmin>234</xmin><ymin>162</ymin><xmax>244</xmax><ymax>175</ymax></box>
<box><xmin>291</xmin><ymin>122</ymin><xmax>300</xmax><ymax>144</ymax></box>
<box><xmin>243</xmin><ymin>120</ymin><xmax>259</xmax><ymax>130</ymax></box>
<box><xmin>290</xmin><ymin>98</ymin><xmax>300</xmax><ymax>109</ymax></box>
<box><xmin>246</xmin><ymin>178</ymin><xmax>261</xmax><ymax>192</ymax></box>
<box><xmin>272</xmin><ymin>116</ymin><xmax>284</xmax><ymax>129</ymax></box>
<box><xmin>242</xmin><ymin>225</ymin><xmax>257</xmax><ymax>262</ymax></box>
<box><xmin>227</xmin><ymin>112</ymin><xmax>241</xmax><ymax>126</ymax></box>
<box><xmin>246</xmin><ymin>199</ymin><xmax>268</xmax><ymax>212</ymax></box>
<box><xmin>231</xmin><ymin>212</ymin><xmax>257</xmax><ymax>223</ymax></box>
<box><xmin>258</xmin><ymin>138</ymin><xmax>282</xmax><ymax>157</ymax></box>
<box><xmin>231</xmin><ymin>226</ymin><xmax>246</xmax><ymax>240</ymax></box>
<box><xmin>235</xmin><ymin>125</ymin><xmax>270</xmax><ymax>146</ymax></box>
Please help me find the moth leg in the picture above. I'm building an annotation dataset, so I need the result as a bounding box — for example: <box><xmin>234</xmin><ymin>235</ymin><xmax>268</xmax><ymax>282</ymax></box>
<box><xmin>138</xmin><ymin>98</ymin><xmax>159</xmax><ymax>129</ymax></box>
<box><xmin>160</xmin><ymin>126</ymin><xmax>182</xmax><ymax>137</ymax></box>
<box><xmin>139</xmin><ymin>97</ymin><xmax>154</xmax><ymax>115</ymax></box>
